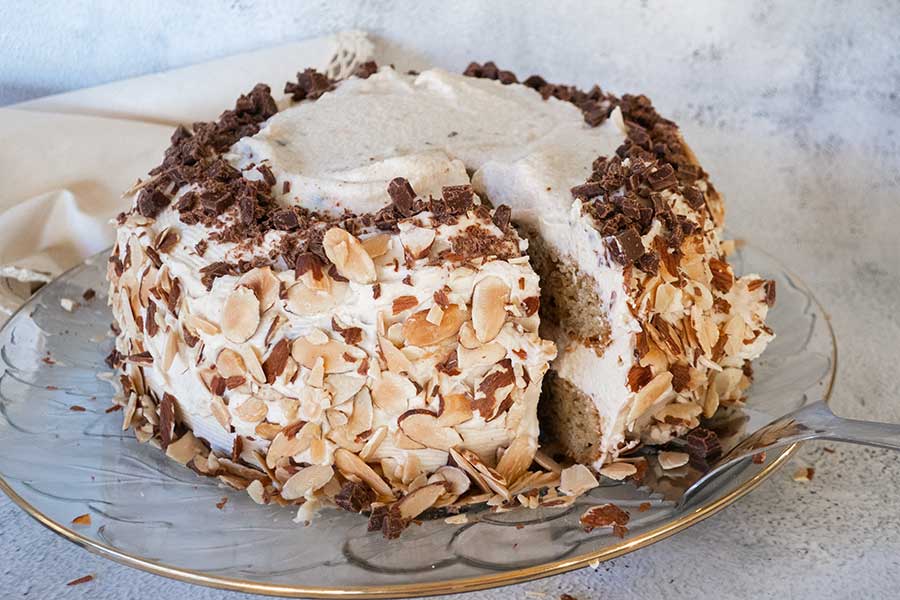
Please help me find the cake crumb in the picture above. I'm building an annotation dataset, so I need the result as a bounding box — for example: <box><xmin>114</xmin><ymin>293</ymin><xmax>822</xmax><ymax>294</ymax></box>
<box><xmin>216</xmin><ymin>497</ymin><xmax>228</xmax><ymax>510</ymax></box>
<box><xmin>71</xmin><ymin>513</ymin><xmax>91</xmax><ymax>526</ymax></box>
<box><xmin>444</xmin><ymin>513</ymin><xmax>468</xmax><ymax>525</ymax></box>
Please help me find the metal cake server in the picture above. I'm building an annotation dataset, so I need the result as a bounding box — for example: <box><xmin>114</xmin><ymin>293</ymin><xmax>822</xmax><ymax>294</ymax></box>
<box><xmin>677</xmin><ymin>400</ymin><xmax>900</xmax><ymax>507</ymax></box>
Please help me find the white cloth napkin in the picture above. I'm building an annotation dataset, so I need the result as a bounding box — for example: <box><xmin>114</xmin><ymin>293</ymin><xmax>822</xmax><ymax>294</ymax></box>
<box><xmin>0</xmin><ymin>30</ymin><xmax>373</xmax><ymax>314</ymax></box>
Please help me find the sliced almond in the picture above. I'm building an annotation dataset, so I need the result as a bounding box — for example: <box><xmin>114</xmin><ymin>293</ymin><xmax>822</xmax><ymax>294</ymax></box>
<box><xmin>326</xmin><ymin>374</ymin><xmax>366</xmax><ymax>405</ymax></box>
<box><xmin>210</xmin><ymin>396</ymin><xmax>231</xmax><ymax>431</ymax></box>
<box><xmin>457</xmin><ymin>341</ymin><xmax>506</xmax><ymax>369</ymax></box>
<box><xmin>235</xmin><ymin>397</ymin><xmax>268</xmax><ymax>423</ymax></box>
<box><xmin>429</xmin><ymin>466</ymin><xmax>471</xmax><ymax>497</ymax></box>
<box><xmin>222</xmin><ymin>287</ymin><xmax>261</xmax><ymax>343</ymax></box>
<box><xmin>308</xmin><ymin>356</ymin><xmax>326</xmax><ymax>388</ymax></box>
<box><xmin>241</xmin><ymin>346</ymin><xmax>266</xmax><ymax>383</ymax></box>
<box><xmin>658</xmin><ymin>451</ymin><xmax>690</xmax><ymax>470</ymax></box>
<box><xmin>281</xmin><ymin>465</ymin><xmax>334</xmax><ymax>500</ymax></box>
<box><xmin>238</xmin><ymin>267</ymin><xmax>279</xmax><ymax>311</ymax></box>
<box><xmin>216</xmin><ymin>348</ymin><xmax>246</xmax><ymax>378</ymax></box>
<box><xmin>323</xmin><ymin>228</ymin><xmax>377</xmax><ymax>284</ymax></box>
<box><xmin>285</xmin><ymin>279</ymin><xmax>347</xmax><ymax>316</ymax></box>
<box><xmin>292</xmin><ymin>337</ymin><xmax>359</xmax><ymax>374</ymax></box>
<box><xmin>398</xmin><ymin>225</ymin><xmax>436</xmax><ymax>260</ymax></box>
<box><xmin>437</xmin><ymin>393</ymin><xmax>474</xmax><ymax>426</ymax></box>
<box><xmin>361</xmin><ymin>233</ymin><xmax>392</xmax><ymax>258</ymax></box>
<box><xmin>347</xmin><ymin>387</ymin><xmax>373</xmax><ymax>435</ymax></box>
<box><xmin>378</xmin><ymin>335</ymin><xmax>413</xmax><ymax>374</ymax></box>
<box><xmin>265</xmin><ymin>423</ymin><xmax>317</xmax><ymax>468</ymax></box>
<box><xmin>495</xmin><ymin>435</ymin><xmax>536</xmax><ymax>483</ymax></box>
<box><xmin>165</xmin><ymin>431</ymin><xmax>204</xmax><ymax>465</ymax></box>
<box><xmin>371</xmin><ymin>372</ymin><xmax>416</xmax><ymax>414</ymax></box>
<box><xmin>472</xmin><ymin>276</ymin><xmax>509</xmax><ymax>343</ymax></box>
<box><xmin>162</xmin><ymin>332</ymin><xmax>179</xmax><ymax>372</ymax></box>
<box><xmin>254</xmin><ymin>422</ymin><xmax>281</xmax><ymax>440</ymax></box>
<box><xmin>425</xmin><ymin>304</ymin><xmax>444</xmax><ymax>326</ymax></box>
<box><xmin>395</xmin><ymin>483</ymin><xmax>445</xmax><ymax>520</ymax></box>
<box><xmin>246</xmin><ymin>479</ymin><xmax>267</xmax><ymax>504</ymax></box>
<box><xmin>401</xmin><ymin>305</ymin><xmax>467</xmax><ymax>347</ymax></box>
<box><xmin>186</xmin><ymin>313</ymin><xmax>220</xmax><ymax>336</ymax></box>
<box><xmin>458</xmin><ymin>322</ymin><xmax>480</xmax><ymax>349</ymax></box>
<box><xmin>333</xmin><ymin>448</ymin><xmax>394</xmax><ymax>499</ymax></box>
<box><xmin>599</xmin><ymin>461</ymin><xmax>638</xmax><ymax>481</ymax></box>
<box><xmin>398</xmin><ymin>410</ymin><xmax>463</xmax><ymax>451</ymax></box>
<box><xmin>626</xmin><ymin>371</ymin><xmax>674</xmax><ymax>425</ymax></box>
<box><xmin>559</xmin><ymin>464</ymin><xmax>600</xmax><ymax>496</ymax></box>
<box><xmin>359</xmin><ymin>426</ymin><xmax>387</xmax><ymax>461</ymax></box>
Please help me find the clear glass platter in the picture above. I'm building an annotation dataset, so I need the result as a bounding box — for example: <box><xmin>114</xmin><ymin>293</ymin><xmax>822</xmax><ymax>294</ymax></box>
<box><xmin>0</xmin><ymin>243</ymin><xmax>835</xmax><ymax>598</ymax></box>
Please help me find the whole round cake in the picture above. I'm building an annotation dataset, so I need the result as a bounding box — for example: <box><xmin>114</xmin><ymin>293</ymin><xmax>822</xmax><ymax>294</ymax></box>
<box><xmin>107</xmin><ymin>60</ymin><xmax>774</xmax><ymax>536</ymax></box>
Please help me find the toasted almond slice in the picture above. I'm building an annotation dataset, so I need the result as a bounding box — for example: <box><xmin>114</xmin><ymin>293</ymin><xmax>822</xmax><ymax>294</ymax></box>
<box><xmin>428</xmin><ymin>465</ymin><xmax>471</xmax><ymax>497</ymax></box>
<box><xmin>333</xmin><ymin>449</ymin><xmax>394</xmax><ymax>499</ymax></box>
<box><xmin>281</xmin><ymin>465</ymin><xmax>334</xmax><ymax>500</ymax></box>
<box><xmin>241</xmin><ymin>346</ymin><xmax>266</xmax><ymax>383</ymax></box>
<box><xmin>323</xmin><ymin>228</ymin><xmax>377</xmax><ymax>284</ymax></box>
<box><xmin>222</xmin><ymin>287</ymin><xmax>261</xmax><ymax>343</ymax></box>
<box><xmin>437</xmin><ymin>393</ymin><xmax>474</xmax><ymax>427</ymax></box>
<box><xmin>626</xmin><ymin>371</ymin><xmax>674</xmax><ymax>425</ymax></box>
<box><xmin>495</xmin><ymin>435</ymin><xmax>536</xmax><ymax>483</ymax></box>
<box><xmin>292</xmin><ymin>337</ymin><xmax>359</xmax><ymax>373</ymax></box>
<box><xmin>449</xmin><ymin>446</ymin><xmax>491</xmax><ymax>493</ymax></box>
<box><xmin>239</xmin><ymin>267</ymin><xmax>280</xmax><ymax>311</ymax></box>
<box><xmin>309</xmin><ymin>437</ymin><xmax>327</xmax><ymax>464</ymax></box>
<box><xmin>308</xmin><ymin>356</ymin><xmax>326</xmax><ymax>388</ymax></box>
<box><xmin>359</xmin><ymin>426</ymin><xmax>387</xmax><ymax>461</ymax></box>
<box><xmin>559</xmin><ymin>464</ymin><xmax>600</xmax><ymax>496</ymax></box>
<box><xmin>162</xmin><ymin>332</ymin><xmax>179</xmax><ymax>372</ymax></box>
<box><xmin>458</xmin><ymin>322</ymin><xmax>480</xmax><ymax>349</ymax></box>
<box><xmin>246</xmin><ymin>479</ymin><xmax>267</xmax><ymax>504</ymax></box>
<box><xmin>235</xmin><ymin>397</ymin><xmax>268</xmax><ymax>423</ymax></box>
<box><xmin>395</xmin><ymin>483</ymin><xmax>446</xmax><ymax>520</ymax></box>
<box><xmin>460</xmin><ymin>448</ymin><xmax>510</xmax><ymax>501</ymax></box>
<box><xmin>347</xmin><ymin>387</ymin><xmax>374</xmax><ymax>435</ymax></box>
<box><xmin>165</xmin><ymin>431</ymin><xmax>204</xmax><ymax>465</ymax></box>
<box><xmin>361</xmin><ymin>233</ymin><xmax>392</xmax><ymax>258</ymax></box>
<box><xmin>533</xmin><ymin>449</ymin><xmax>563</xmax><ymax>473</ymax></box>
<box><xmin>658</xmin><ymin>451</ymin><xmax>690</xmax><ymax>470</ymax></box>
<box><xmin>653</xmin><ymin>401</ymin><xmax>702</xmax><ymax>425</ymax></box>
<box><xmin>599</xmin><ymin>461</ymin><xmax>638</xmax><ymax>481</ymax></box>
<box><xmin>285</xmin><ymin>279</ymin><xmax>347</xmax><ymax>316</ymax></box>
<box><xmin>457</xmin><ymin>341</ymin><xmax>506</xmax><ymax>369</ymax></box>
<box><xmin>395</xmin><ymin>431</ymin><xmax>426</xmax><ymax>449</ymax></box>
<box><xmin>472</xmin><ymin>276</ymin><xmax>509</xmax><ymax>343</ymax></box>
<box><xmin>398</xmin><ymin>410</ymin><xmax>463</xmax><ymax>451</ymax></box>
<box><xmin>398</xmin><ymin>225</ymin><xmax>436</xmax><ymax>259</ymax></box>
<box><xmin>255</xmin><ymin>422</ymin><xmax>281</xmax><ymax>440</ymax></box>
<box><xmin>266</xmin><ymin>424</ymin><xmax>316</xmax><ymax>468</ymax></box>
<box><xmin>425</xmin><ymin>304</ymin><xmax>444</xmax><ymax>326</ymax></box>
<box><xmin>210</xmin><ymin>396</ymin><xmax>231</xmax><ymax>431</ymax></box>
<box><xmin>216</xmin><ymin>348</ymin><xmax>246</xmax><ymax>378</ymax></box>
<box><xmin>306</xmin><ymin>328</ymin><xmax>330</xmax><ymax>345</ymax></box>
<box><xmin>326</xmin><ymin>374</ymin><xmax>367</xmax><ymax>405</ymax></box>
<box><xmin>378</xmin><ymin>336</ymin><xmax>413</xmax><ymax>374</ymax></box>
<box><xmin>402</xmin><ymin>305</ymin><xmax>468</xmax><ymax>347</ymax></box>
<box><xmin>186</xmin><ymin>313</ymin><xmax>220</xmax><ymax>336</ymax></box>
<box><xmin>371</xmin><ymin>372</ymin><xmax>416</xmax><ymax>414</ymax></box>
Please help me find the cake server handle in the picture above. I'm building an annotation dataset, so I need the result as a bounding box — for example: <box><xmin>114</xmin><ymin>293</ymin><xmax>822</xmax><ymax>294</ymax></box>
<box><xmin>678</xmin><ymin>400</ymin><xmax>900</xmax><ymax>506</ymax></box>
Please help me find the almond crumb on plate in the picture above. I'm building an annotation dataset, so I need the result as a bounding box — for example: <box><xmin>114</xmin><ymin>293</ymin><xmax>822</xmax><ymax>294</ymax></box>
<box><xmin>71</xmin><ymin>513</ymin><xmax>91</xmax><ymax>526</ymax></box>
<box><xmin>66</xmin><ymin>574</ymin><xmax>94</xmax><ymax>586</ymax></box>
<box><xmin>792</xmin><ymin>466</ymin><xmax>815</xmax><ymax>482</ymax></box>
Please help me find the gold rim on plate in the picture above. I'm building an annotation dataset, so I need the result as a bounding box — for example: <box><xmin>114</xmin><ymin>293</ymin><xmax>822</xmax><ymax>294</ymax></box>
<box><xmin>0</xmin><ymin>248</ymin><xmax>837</xmax><ymax>598</ymax></box>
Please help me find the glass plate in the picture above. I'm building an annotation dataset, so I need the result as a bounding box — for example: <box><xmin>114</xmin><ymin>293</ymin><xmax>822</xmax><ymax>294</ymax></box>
<box><xmin>0</xmin><ymin>243</ymin><xmax>835</xmax><ymax>598</ymax></box>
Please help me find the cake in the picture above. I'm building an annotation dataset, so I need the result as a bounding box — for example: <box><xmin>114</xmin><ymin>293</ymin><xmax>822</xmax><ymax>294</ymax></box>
<box><xmin>106</xmin><ymin>60</ymin><xmax>774</xmax><ymax>534</ymax></box>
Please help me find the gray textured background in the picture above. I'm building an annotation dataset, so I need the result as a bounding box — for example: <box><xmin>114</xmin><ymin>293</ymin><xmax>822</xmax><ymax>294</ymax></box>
<box><xmin>3</xmin><ymin>1</ymin><xmax>900</xmax><ymax>599</ymax></box>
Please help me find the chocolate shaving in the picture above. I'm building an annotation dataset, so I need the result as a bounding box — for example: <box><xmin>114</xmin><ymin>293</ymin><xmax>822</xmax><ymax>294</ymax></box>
<box><xmin>353</xmin><ymin>61</ymin><xmax>378</xmax><ymax>79</ymax></box>
<box><xmin>685</xmin><ymin>428</ymin><xmax>722</xmax><ymax>461</ymax></box>
<box><xmin>492</xmin><ymin>205</ymin><xmax>512</xmax><ymax>231</ymax></box>
<box><xmin>387</xmin><ymin>177</ymin><xmax>417</xmax><ymax>217</ymax></box>
<box><xmin>335</xmin><ymin>481</ymin><xmax>376</xmax><ymax>513</ymax></box>
<box><xmin>285</xmin><ymin>68</ymin><xmax>334</xmax><ymax>101</ymax></box>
